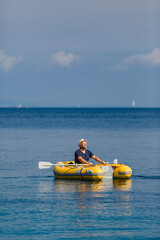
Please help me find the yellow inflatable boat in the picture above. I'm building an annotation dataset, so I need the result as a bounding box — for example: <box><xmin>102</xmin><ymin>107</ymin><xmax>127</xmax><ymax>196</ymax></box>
<box><xmin>53</xmin><ymin>161</ymin><xmax>132</xmax><ymax>180</ymax></box>
<box><xmin>38</xmin><ymin>160</ymin><xmax>132</xmax><ymax>180</ymax></box>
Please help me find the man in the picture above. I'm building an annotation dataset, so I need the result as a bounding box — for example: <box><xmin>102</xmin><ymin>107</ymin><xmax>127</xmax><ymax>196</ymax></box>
<box><xmin>75</xmin><ymin>139</ymin><xmax>105</xmax><ymax>166</ymax></box>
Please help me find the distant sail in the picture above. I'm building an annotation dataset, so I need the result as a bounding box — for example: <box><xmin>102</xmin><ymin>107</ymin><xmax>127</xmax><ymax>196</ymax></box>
<box><xmin>132</xmin><ymin>100</ymin><xmax>136</xmax><ymax>108</ymax></box>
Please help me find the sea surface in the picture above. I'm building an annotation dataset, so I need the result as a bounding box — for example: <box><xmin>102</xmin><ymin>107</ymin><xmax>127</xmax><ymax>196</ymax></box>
<box><xmin>0</xmin><ymin>108</ymin><xmax>160</xmax><ymax>240</ymax></box>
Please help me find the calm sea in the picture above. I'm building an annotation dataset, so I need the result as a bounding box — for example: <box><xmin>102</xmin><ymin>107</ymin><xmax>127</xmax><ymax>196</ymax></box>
<box><xmin>0</xmin><ymin>108</ymin><xmax>160</xmax><ymax>240</ymax></box>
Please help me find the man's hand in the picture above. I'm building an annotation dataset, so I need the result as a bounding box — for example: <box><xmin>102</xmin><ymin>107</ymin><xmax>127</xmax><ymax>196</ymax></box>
<box><xmin>101</xmin><ymin>161</ymin><xmax>105</xmax><ymax>165</ymax></box>
<box><xmin>88</xmin><ymin>162</ymin><xmax>93</xmax><ymax>166</ymax></box>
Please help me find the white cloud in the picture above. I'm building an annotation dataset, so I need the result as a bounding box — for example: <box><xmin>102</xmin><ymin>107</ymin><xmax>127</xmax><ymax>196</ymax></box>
<box><xmin>105</xmin><ymin>48</ymin><xmax>160</xmax><ymax>71</ymax></box>
<box><xmin>51</xmin><ymin>51</ymin><xmax>80</xmax><ymax>67</ymax></box>
<box><xmin>0</xmin><ymin>50</ymin><xmax>22</xmax><ymax>72</ymax></box>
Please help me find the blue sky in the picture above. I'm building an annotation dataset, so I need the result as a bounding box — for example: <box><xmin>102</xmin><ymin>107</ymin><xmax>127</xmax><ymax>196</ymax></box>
<box><xmin>0</xmin><ymin>0</ymin><xmax>160</xmax><ymax>107</ymax></box>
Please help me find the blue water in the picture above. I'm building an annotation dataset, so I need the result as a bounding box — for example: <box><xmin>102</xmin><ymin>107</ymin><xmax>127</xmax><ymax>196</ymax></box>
<box><xmin>0</xmin><ymin>108</ymin><xmax>160</xmax><ymax>239</ymax></box>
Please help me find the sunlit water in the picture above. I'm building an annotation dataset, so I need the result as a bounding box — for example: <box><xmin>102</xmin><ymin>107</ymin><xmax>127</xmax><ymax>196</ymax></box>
<box><xmin>0</xmin><ymin>108</ymin><xmax>160</xmax><ymax>239</ymax></box>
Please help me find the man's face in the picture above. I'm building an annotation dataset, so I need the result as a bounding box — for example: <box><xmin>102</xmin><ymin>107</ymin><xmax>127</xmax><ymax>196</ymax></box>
<box><xmin>80</xmin><ymin>141</ymin><xmax>87</xmax><ymax>148</ymax></box>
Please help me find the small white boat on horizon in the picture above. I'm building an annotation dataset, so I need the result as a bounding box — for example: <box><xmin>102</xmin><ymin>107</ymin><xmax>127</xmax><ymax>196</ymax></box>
<box><xmin>17</xmin><ymin>104</ymin><xmax>22</xmax><ymax>108</ymax></box>
<box><xmin>132</xmin><ymin>100</ymin><xmax>136</xmax><ymax>108</ymax></box>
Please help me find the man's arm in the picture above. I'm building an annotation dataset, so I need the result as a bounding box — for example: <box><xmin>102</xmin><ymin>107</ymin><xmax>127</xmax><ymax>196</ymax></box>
<box><xmin>92</xmin><ymin>155</ymin><xmax>105</xmax><ymax>164</ymax></box>
<box><xmin>77</xmin><ymin>156</ymin><xmax>93</xmax><ymax>166</ymax></box>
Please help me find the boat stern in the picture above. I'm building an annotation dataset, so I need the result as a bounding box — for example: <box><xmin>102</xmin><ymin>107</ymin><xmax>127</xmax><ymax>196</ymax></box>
<box><xmin>113</xmin><ymin>165</ymin><xmax>132</xmax><ymax>179</ymax></box>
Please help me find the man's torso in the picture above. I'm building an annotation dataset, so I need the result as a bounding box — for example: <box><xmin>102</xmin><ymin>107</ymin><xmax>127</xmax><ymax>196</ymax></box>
<box><xmin>75</xmin><ymin>149</ymin><xmax>93</xmax><ymax>164</ymax></box>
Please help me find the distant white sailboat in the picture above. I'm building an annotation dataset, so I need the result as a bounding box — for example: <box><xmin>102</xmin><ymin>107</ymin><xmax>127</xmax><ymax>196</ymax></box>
<box><xmin>132</xmin><ymin>100</ymin><xmax>136</xmax><ymax>108</ymax></box>
<box><xmin>17</xmin><ymin>104</ymin><xmax>22</xmax><ymax>108</ymax></box>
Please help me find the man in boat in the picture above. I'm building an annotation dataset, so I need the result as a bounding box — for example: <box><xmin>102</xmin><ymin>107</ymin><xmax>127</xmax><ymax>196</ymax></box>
<box><xmin>75</xmin><ymin>139</ymin><xmax>105</xmax><ymax>166</ymax></box>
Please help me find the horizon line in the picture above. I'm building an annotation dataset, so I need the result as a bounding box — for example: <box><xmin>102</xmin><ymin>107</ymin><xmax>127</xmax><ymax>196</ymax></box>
<box><xmin>0</xmin><ymin>106</ymin><xmax>160</xmax><ymax>109</ymax></box>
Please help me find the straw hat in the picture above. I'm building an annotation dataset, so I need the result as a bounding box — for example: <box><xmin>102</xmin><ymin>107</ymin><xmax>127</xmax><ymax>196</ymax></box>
<box><xmin>78</xmin><ymin>139</ymin><xmax>87</xmax><ymax>146</ymax></box>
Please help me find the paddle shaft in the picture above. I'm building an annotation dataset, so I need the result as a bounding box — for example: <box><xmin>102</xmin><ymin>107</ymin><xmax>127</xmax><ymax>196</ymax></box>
<box><xmin>38</xmin><ymin>161</ymin><xmax>89</xmax><ymax>169</ymax></box>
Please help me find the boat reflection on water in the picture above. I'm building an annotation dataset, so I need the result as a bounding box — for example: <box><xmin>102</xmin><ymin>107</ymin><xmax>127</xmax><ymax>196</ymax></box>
<box><xmin>52</xmin><ymin>178</ymin><xmax>132</xmax><ymax>193</ymax></box>
<box><xmin>52</xmin><ymin>179</ymin><xmax>132</xmax><ymax>216</ymax></box>
<box><xmin>53</xmin><ymin>179</ymin><xmax>105</xmax><ymax>193</ymax></box>
<box><xmin>113</xmin><ymin>179</ymin><xmax>132</xmax><ymax>191</ymax></box>
<box><xmin>38</xmin><ymin>178</ymin><xmax>132</xmax><ymax>194</ymax></box>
